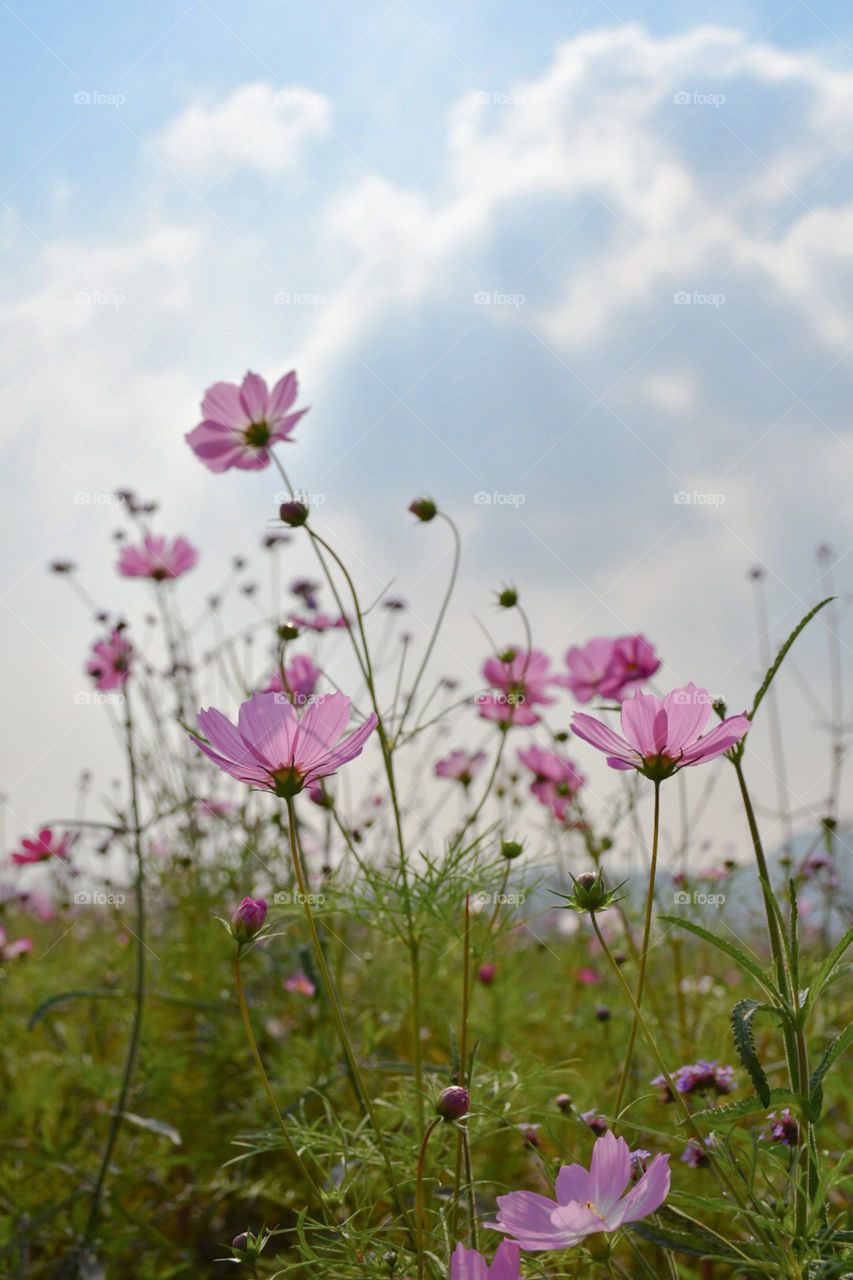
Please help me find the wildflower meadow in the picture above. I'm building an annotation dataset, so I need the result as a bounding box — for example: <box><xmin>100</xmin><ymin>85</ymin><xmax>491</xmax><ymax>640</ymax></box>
<box><xmin>4</xmin><ymin>7</ymin><xmax>853</xmax><ymax>1280</ymax></box>
<box><xmin>1</xmin><ymin>361</ymin><xmax>851</xmax><ymax>1280</ymax></box>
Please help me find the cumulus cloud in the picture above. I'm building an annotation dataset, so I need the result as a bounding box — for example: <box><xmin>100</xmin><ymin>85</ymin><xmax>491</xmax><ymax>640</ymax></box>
<box><xmin>154</xmin><ymin>81</ymin><xmax>331</xmax><ymax>179</ymax></box>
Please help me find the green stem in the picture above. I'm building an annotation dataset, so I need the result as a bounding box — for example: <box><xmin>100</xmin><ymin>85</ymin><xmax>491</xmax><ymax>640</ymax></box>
<box><xmin>397</xmin><ymin>511</ymin><xmax>461</xmax><ymax>736</ymax></box>
<box><xmin>614</xmin><ymin>781</ymin><xmax>660</xmax><ymax>1119</ymax></box>
<box><xmin>416</xmin><ymin>1117</ymin><xmax>442</xmax><ymax>1280</ymax></box>
<box><xmin>285</xmin><ymin>799</ymin><xmax>415</xmax><ymax>1242</ymax></box>
<box><xmin>82</xmin><ymin>687</ymin><xmax>146</xmax><ymax>1245</ymax></box>
<box><xmin>234</xmin><ymin>947</ymin><xmax>326</xmax><ymax>1203</ymax></box>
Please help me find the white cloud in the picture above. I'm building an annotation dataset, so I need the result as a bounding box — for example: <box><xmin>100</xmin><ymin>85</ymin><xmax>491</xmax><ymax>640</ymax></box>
<box><xmin>154</xmin><ymin>81</ymin><xmax>331</xmax><ymax>179</ymax></box>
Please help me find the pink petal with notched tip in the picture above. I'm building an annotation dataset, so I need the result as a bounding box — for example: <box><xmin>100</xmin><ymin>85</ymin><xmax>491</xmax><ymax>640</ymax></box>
<box><xmin>201</xmin><ymin>380</ymin><xmax>247</xmax><ymax>428</ymax></box>
<box><xmin>239</xmin><ymin>371</ymin><xmax>269</xmax><ymax>422</ymax></box>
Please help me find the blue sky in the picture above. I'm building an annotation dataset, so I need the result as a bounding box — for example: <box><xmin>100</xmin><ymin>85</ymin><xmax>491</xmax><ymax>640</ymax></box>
<box><xmin>2</xmin><ymin>0</ymin><xmax>853</xmax><ymax>875</ymax></box>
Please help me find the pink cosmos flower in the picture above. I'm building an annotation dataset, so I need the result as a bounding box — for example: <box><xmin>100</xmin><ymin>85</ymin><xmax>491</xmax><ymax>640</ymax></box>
<box><xmin>264</xmin><ymin>654</ymin><xmax>322</xmax><ymax>705</ymax></box>
<box><xmin>290</xmin><ymin>613</ymin><xmax>351</xmax><ymax>632</ymax></box>
<box><xmin>284</xmin><ymin>970</ymin><xmax>316</xmax><ymax>996</ymax></box>
<box><xmin>186</xmin><ymin>370</ymin><xmax>308</xmax><ymax>472</ymax></box>
<box><xmin>192</xmin><ymin>691</ymin><xmax>377</xmax><ymax>797</ymax></box>
<box><xmin>451</xmin><ymin>1242</ymin><xmax>520</xmax><ymax>1280</ymax></box>
<box><xmin>0</xmin><ymin>926</ymin><xmax>32</xmax><ymax>961</ymax></box>
<box><xmin>435</xmin><ymin>751</ymin><xmax>487</xmax><ymax>785</ymax></box>
<box><xmin>476</xmin><ymin>648</ymin><xmax>558</xmax><ymax>727</ymax></box>
<box><xmin>561</xmin><ymin>635</ymin><xmax>661</xmax><ymax>704</ymax></box>
<box><xmin>518</xmin><ymin>745</ymin><xmax>585</xmax><ymax>821</ymax></box>
<box><xmin>86</xmin><ymin>629</ymin><xmax>133</xmax><ymax>690</ymax></box>
<box><xmin>11</xmin><ymin>828</ymin><xmax>75</xmax><ymax>865</ymax></box>
<box><xmin>571</xmin><ymin>684</ymin><xmax>750</xmax><ymax>782</ymax></box>
<box><xmin>118</xmin><ymin>533</ymin><xmax>199</xmax><ymax>581</ymax></box>
<box><xmin>486</xmin><ymin>1129</ymin><xmax>670</xmax><ymax>1251</ymax></box>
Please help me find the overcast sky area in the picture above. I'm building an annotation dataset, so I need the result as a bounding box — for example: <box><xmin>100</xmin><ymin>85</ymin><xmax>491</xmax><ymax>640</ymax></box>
<box><xmin>3</xmin><ymin>0</ymin><xmax>853</xmax><ymax>880</ymax></box>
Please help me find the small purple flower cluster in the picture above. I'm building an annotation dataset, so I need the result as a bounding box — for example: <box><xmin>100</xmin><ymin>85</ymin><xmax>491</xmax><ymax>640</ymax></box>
<box><xmin>653</xmin><ymin>1060</ymin><xmax>737</xmax><ymax>1103</ymax></box>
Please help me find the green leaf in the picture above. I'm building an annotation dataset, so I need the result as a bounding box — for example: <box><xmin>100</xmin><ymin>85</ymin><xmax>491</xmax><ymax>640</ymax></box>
<box><xmin>731</xmin><ymin>999</ymin><xmax>773</xmax><ymax>1106</ymax></box>
<box><xmin>809</xmin><ymin>1025</ymin><xmax>853</xmax><ymax>1121</ymax></box>
<box><xmin>692</xmin><ymin>1087</ymin><xmax>803</xmax><ymax>1122</ymax></box>
<box><xmin>748</xmin><ymin>597</ymin><xmax>834</xmax><ymax>723</ymax></box>
<box><xmin>658</xmin><ymin>916</ymin><xmax>779</xmax><ymax>1000</ymax></box>
<box><xmin>27</xmin><ymin>988</ymin><xmax>122</xmax><ymax>1031</ymax></box>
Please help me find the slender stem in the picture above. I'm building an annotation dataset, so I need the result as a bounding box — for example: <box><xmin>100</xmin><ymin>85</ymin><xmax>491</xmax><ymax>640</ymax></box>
<box><xmin>285</xmin><ymin>799</ymin><xmax>415</xmax><ymax>1242</ymax></box>
<box><xmin>234</xmin><ymin>948</ymin><xmax>326</xmax><ymax>1203</ymax></box>
<box><xmin>397</xmin><ymin>511</ymin><xmax>461</xmax><ymax>736</ymax></box>
<box><xmin>452</xmin><ymin>892</ymin><xmax>472</xmax><ymax>1238</ymax></box>
<box><xmin>590</xmin><ymin>913</ymin><xmax>772</xmax><ymax>1236</ymax></box>
<box><xmin>82</xmin><ymin>687</ymin><xmax>146</xmax><ymax>1245</ymax></box>
<box><xmin>614</xmin><ymin>781</ymin><xmax>660</xmax><ymax>1118</ymax></box>
<box><xmin>461</xmin><ymin>1126</ymin><xmax>477</xmax><ymax>1250</ymax></box>
<box><xmin>416</xmin><ymin>1117</ymin><xmax>442</xmax><ymax>1280</ymax></box>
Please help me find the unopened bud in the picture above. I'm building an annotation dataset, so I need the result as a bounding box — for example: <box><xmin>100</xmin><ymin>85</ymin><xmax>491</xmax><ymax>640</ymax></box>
<box><xmin>409</xmin><ymin>497</ymin><xmax>437</xmax><ymax>522</ymax></box>
<box><xmin>280</xmin><ymin>500</ymin><xmax>309</xmax><ymax>527</ymax></box>
<box><xmin>230</xmin><ymin>897</ymin><xmax>267</xmax><ymax>944</ymax></box>
<box><xmin>436</xmin><ymin>1085</ymin><xmax>470</xmax><ymax>1121</ymax></box>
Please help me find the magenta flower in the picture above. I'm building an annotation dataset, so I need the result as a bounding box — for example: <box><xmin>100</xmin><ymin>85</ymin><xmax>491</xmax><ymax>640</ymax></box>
<box><xmin>681</xmin><ymin>1137</ymin><xmax>714</xmax><ymax>1169</ymax></box>
<box><xmin>192</xmin><ymin>691</ymin><xmax>377</xmax><ymax>797</ymax></box>
<box><xmin>476</xmin><ymin>648</ymin><xmax>558</xmax><ymax>727</ymax></box>
<box><xmin>580</xmin><ymin>1108</ymin><xmax>608</xmax><ymax>1135</ymax></box>
<box><xmin>11</xmin><ymin>828</ymin><xmax>75</xmax><ymax>866</ymax></box>
<box><xmin>486</xmin><ymin>1129</ymin><xmax>670</xmax><ymax>1251</ymax></box>
<box><xmin>652</xmin><ymin>1060</ymin><xmax>736</xmax><ymax>1103</ymax></box>
<box><xmin>186</xmin><ymin>370</ymin><xmax>308</xmax><ymax>472</ymax></box>
<box><xmin>561</xmin><ymin>635</ymin><xmax>659</xmax><ymax>704</ymax></box>
<box><xmin>760</xmin><ymin>1108</ymin><xmax>799</xmax><ymax>1146</ymax></box>
<box><xmin>230</xmin><ymin>897</ymin><xmax>267</xmax><ymax>943</ymax></box>
<box><xmin>264</xmin><ymin>654</ymin><xmax>322</xmax><ymax>704</ymax></box>
<box><xmin>451</xmin><ymin>1241</ymin><xmax>520</xmax><ymax>1280</ymax></box>
<box><xmin>571</xmin><ymin>684</ymin><xmax>750</xmax><ymax>782</ymax></box>
<box><xmin>118</xmin><ymin>533</ymin><xmax>199</xmax><ymax>581</ymax></box>
<box><xmin>518</xmin><ymin>745</ymin><xmax>585</xmax><ymax>820</ymax></box>
<box><xmin>0</xmin><ymin>925</ymin><xmax>32</xmax><ymax>961</ymax></box>
<box><xmin>284</xmin><ymin>970</ymin><xmax>316</xmax><ymax>996</ymax></box>
<box><xmin>435</xmin><ymin>751</ymin><xmax>487</xmax><ymax>786</ymax></box>
<box><xmin>290</xmin><ymin>612</ymin><xmax>351</xmax><ymax>632</ymax></box>
<box><xmin>86</xmin><ymin>628</ymin><xmax>133</xmax><ymax>690</ymax></box>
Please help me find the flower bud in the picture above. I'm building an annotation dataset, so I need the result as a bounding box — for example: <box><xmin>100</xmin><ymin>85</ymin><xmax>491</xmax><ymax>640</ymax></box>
<box><xmin>558</xmin><ymin>869</ymin><xmax>624</xmax><ymax>914</ymax></box>
<box><xmin>230</xmin><ymin>897</ymin><xmax>267</xmax><ymax>944</ymax></box>
<box><xmin>280</xmin><ymin>500</ymin><xmax>309</xmax><ymax>527</ymax></box>
<box><xmin>477</xmin><ymin>962</ymin><xmax>496</xmax><ymax>985</ymax></box>
<box><xmin>595</xmin><ymin>1004</ymin><xmax>611</xmax><ymax>1022</ymax></box>
<box><xmin>496</xmin><ymin>585</ymin><xmax>518</xmax><ymax>608</ymax></box>
<box><xmin>555</xmin><ymin>1092</ymin><xmax>573</xmax><ymax>1113</ymax></box>
<box><xmin>436</xmin><ymin>1085</ymin><xmax>470</xmax><ymax>1121</ymax></box>
<box><xmin>501</xmin><ymin>839</ymin><xmax>524</xmax><ymax>861</ymax></box>
<box><xmin>409</xmin><ymin>496</ymin><xmax>437</xmax><ymax>522</ymax></box>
